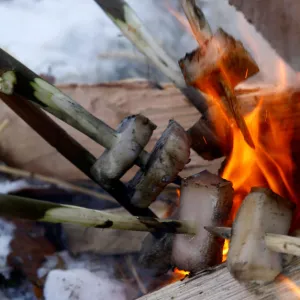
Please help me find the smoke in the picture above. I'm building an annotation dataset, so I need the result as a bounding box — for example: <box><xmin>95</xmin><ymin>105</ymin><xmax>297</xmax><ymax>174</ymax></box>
<box><xmin>0</xmin><ymin>0</ymin><xmax>296</xmax><ymax>84</ymax></box>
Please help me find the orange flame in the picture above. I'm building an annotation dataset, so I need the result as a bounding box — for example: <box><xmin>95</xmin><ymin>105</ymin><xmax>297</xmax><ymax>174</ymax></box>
<box><xmin>222</xmin><ymin>239</ymin><xmax>229</xmax><ymax>262</ymax></box>
<box><xmin>221</xmin><ymin>72</ymin><xmax>296</xmax><ymax>221</ymax></box>
<box><xmin>277</xmin><ymin>275</ymin><xmax>300</xmax><ymax>297</ymax></box>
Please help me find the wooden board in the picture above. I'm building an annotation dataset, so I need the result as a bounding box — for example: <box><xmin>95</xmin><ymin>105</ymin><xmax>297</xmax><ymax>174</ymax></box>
<box><xmin>139</xmin><ymin>257</ymin><xmax>300</xmax><ymax>300</ymax></box>
<box><xmin>0</xmin><ymin>79</ymin><xmax>203</xmax><ymax>181</ymax></box>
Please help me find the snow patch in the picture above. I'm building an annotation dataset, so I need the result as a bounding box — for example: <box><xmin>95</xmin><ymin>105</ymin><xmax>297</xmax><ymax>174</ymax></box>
<box><xmin>0</xmin><ymin>219</ymin><xmax>15</xmax><ymax>279</ymax></box>
<box><xmin>44</xmin><ymin>269</ymin><xmax>126</xmax><ymax>300</ymax></box>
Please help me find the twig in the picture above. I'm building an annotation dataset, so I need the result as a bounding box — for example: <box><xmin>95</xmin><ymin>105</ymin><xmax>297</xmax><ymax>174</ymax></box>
<box><xmin>94</xmin><ymin>0</ymin><xmax>208</xmax><ymax>113</ymax></box>
<box><xmin>205</xmin><ymin>226</ymin><xmax>300</xmax><ymax>258</ymax></box>
<box><xmin>0</xmin><ymin>164</ymin><xmax>116</xmax><ymax>203</ymax></box>
<box><xmin>0</xmin><ymin>194</ymin><xmax>197</xmax><ymax>234</ymax></box>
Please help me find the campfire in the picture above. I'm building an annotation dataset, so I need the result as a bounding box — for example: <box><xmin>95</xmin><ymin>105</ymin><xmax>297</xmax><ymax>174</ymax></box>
<box><xmin>2</xmin><ymin>0</ymin><xmax>300</xmax><ymax>299</ymax></box>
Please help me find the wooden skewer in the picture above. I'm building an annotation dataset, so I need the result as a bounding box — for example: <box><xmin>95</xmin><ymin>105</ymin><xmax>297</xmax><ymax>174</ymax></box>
<box><xmin>205</xmin><ymin>226</ymin><xmax>300</xmax><ymax>257</ymax></box>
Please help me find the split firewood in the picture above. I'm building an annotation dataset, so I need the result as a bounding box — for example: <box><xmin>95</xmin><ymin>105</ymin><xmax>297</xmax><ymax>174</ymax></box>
<box><xmin>226</xmin><ymin>187</ymin><xmax>294</xmax><ymax>283</ymax></box>
<box><xmin>172</xmin><ymin>171</ymin><xmax>233</xmax><ymax>273</ymax></box>
<box><xmin>180</xmin><ymin>0</ymin><xmax>259</xmax><ymax>148</ymax></box>
<box><xmin>91</xmin><ymin>114</ymin><xmax>156</xmax><ymax>186</ymax></box>
<box><xmin>129</xmin><ymin>120</ymin><xmax>191</xmax><ymax>208</ymax></box>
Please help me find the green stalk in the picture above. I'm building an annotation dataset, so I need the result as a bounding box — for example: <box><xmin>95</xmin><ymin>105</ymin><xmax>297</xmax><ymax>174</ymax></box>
<box><xmin>0</xmin><ymin>194</ymin><xmax>196</xmax><ymax>235</ymax></box>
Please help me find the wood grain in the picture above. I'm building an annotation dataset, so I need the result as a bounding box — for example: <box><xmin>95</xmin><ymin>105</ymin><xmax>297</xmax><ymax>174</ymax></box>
<box><xmin>139</xmin><ymin>257</ymin><xmax>300</xmax><ymax>300</ymax></box>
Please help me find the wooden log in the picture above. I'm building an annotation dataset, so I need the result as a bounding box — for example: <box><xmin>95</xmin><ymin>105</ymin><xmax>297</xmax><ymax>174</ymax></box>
<box><xmin>227</xmin><ymin>187</ymin><xmax>294</xmax><ymax>283</ymax></box>
<box><xmin>138</xmin><ymin>257</ymin><xmax>300</xmax><ymax>300</ymax></box>
<box><xmin>172</xmin><ymin>171</ymin><xmax>233</xmax><ymax>273</ymax></box>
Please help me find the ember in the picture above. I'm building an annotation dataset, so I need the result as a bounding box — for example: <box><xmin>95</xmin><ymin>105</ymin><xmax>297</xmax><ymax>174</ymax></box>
<box><xmin>168</xmin><ymin>267</ymin><xmax>190</xmax><ymax>284</ymax></box>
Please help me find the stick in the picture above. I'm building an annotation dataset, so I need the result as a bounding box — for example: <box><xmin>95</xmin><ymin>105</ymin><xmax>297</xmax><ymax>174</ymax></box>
<box><xmin>0</xmin><ymin>164</ymin><xmax>116</xmax><ymax>203</ymax></box>
<box><xmin>93</xmin><ymin>0</ymin><xmax>208</xmax><ymax>113</ymax></box>
<box><xmin>205</xmin><ymin>226</ymin><xmax>300</xmax><ymax>258</ymax></box>
<box><xmin>0</xmin><ymin>194</ymin><xmax>197</xmax><ymax>234</ymax></box>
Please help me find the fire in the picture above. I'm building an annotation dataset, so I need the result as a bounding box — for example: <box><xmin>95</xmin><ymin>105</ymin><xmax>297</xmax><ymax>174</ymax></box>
<box><xmin>221</xmin><ymin>83</ymin><xmax>296</xmax><ymax>221</ymax></box>
<box><xmin>277</xmin><ymin>275</ymin><xmax>300</xmax><ymax>297</ymax></box>
<box><xmin>173</xmin><ymin>267</ymin><xmax>190</xmax><ymax>280</ymax></box>
<box><xmin>222</xmin><ymin>239</ymin><xmax>229</xmax><ymax>262</ymax></box>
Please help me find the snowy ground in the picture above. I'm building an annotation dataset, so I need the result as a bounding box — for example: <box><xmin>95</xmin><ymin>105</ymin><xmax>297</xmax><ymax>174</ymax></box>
<box><xmin>0</xmin><ymin>0</ymin><xmax>297</xmax><ymax>85</ymax></box>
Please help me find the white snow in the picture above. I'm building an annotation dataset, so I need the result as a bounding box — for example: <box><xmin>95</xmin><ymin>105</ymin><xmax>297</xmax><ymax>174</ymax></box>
<box><xmin>44</xmin><ymin>268</ymin><xmax>126</xmax><ymax>300</ymax></box>
<box><xmin>0</xmin><ymin>218</ymin><xmax>15</xmax><ymax>279</ymax></box>
<box><xmin>0</xmin><ymin>0</ymin><xmax>297</xmax><ymax>85</ymax></box>
<box><xmin>0</xmin><ymin>179</ymin><xmax>31</xmax><ymax>194</ymax></box>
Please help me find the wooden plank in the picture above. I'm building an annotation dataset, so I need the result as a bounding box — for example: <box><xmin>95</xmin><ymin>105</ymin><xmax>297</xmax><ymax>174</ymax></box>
<box><xmin>138</xmin><ymin>258</ymin><xmax>300</xmax><ymax>300</ymax></box>
<box><xmin>0</xmin><ymin>80</ymin><xmax>201</xmax><ymax>181</ymax></box>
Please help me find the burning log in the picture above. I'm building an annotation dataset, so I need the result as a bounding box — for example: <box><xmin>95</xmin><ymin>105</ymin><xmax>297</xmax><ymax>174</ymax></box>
<box><xmin>227</xmin><ymin>187</ymin><xmax>294</xmax><ymax>283</ymax></box>
<box><xmin>129</xmin><ymin>120</ymin><xmax>190</xmax><ymax>208</ymax></box>
<box><xmin>179</xmin><ymin>0</ymin><xmax>259</xmax><ymax>148</ymax></box>
<box><xmin>172</xmin><ymin>171</ymin><xmax>233</xmax><ymax>273</ymax></box>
